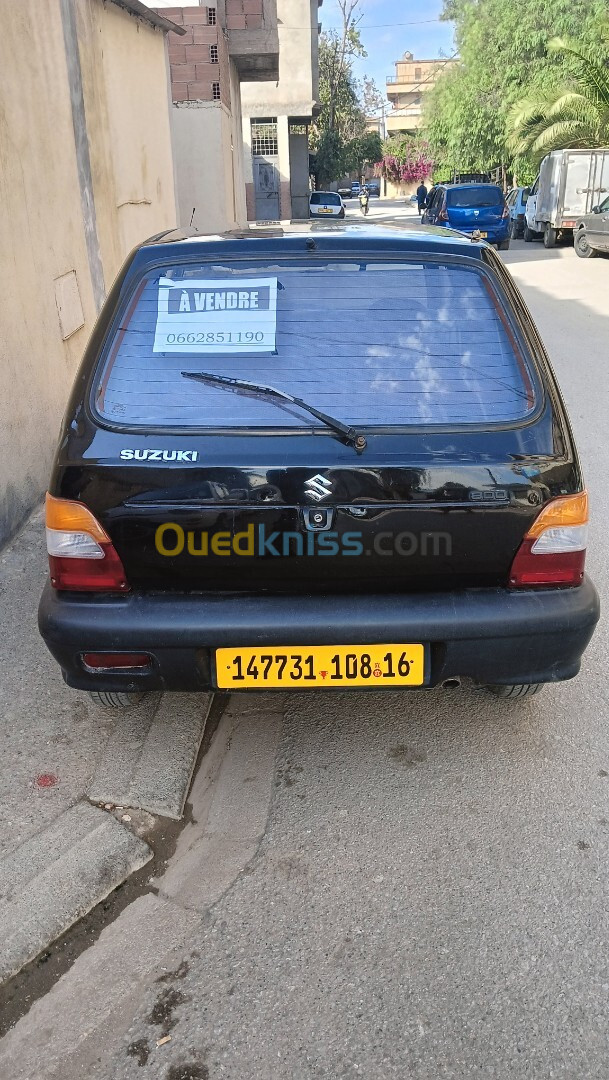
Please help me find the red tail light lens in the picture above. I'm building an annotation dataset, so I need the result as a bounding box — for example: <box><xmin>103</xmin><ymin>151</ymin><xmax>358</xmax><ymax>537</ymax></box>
<box><xmin>45</xmin><ymin>494</ymin><xmax>130</xmax><ymax>592</ymax></box>
<box><xmin>438</xmin><ymin>209</ymin><xmax>448</xmax><ymax>222</ymax></box>
<box><xmin>509</xmin><ymin>493</ymin><xmax>588</xmax><ymax>588</ymax></box>
<box><xmin>82</xmin><ymin>653</ymin><xmax>151</xmax><ymax>671</ymax></box>
<box><xmin>502</xmin><ymin>204</ymin><xmax>510</xmax><ymax>218</ymax></box>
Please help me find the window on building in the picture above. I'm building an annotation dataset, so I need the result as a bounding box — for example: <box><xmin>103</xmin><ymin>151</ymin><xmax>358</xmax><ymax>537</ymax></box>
<box><xmin>251</xmin><ymin>119</ymin><xmax>279</xmax><ymax>156</ymax></box>
<box><xmin>207</xmin><ymin>7</ymin><xmax>216</xmax><ymax>24</ymax></box>
<box><xmin>212</xmin><ymin>82</ymin><xmax>221</xmax><ymax>101</ymax></box>
<box><xmin>414</xmin><ymin>66</ymin><xmax>422</xmax><ymax>80</ymax></box>
<box><xmin>210</xmin><ymin>44</ymin><xmax>218</xmax><ymax>63</ymax></box>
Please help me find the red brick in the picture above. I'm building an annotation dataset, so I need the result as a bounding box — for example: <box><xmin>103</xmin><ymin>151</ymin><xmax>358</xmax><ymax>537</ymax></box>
<box><xmin>195</xmin><ymin>61</ymin><xmax>215</xmax><ymax>77</ymax></box>
<box><xmin>174</xmin><ymin>24</ymin><xmax>194</xmax><ymax>43</ymax></box>
<box><xmin>243</xmin><ymin>0</ymin><xmax>262</xmax><ymax>12</ymax></box>
<box><xmin>192</xmin><ymin>25</ymin><xmax>218</xmax><ymax>43</ymax></box>
<box><xmin>181</xmin><ymin>8</ymin><xmax>211</xmax><ymax>22</ymax></box>
<box><xmin>172</xmin><ymin>85</ymin><xmax>190</xmax><ymax>102</ymax></box>
<box><xmin>227</xmin><ymin>13</ymin><xmax>246</xmax><ymax>28</ymax></box>
<box><xmin>226</xmin><ymin>0</ymin><xmax>244</xmax><ymax>13</ymax></box>
<box><xmin>184</xmin><ymin>43</ymin><xmax>216</xmax><ymax>61</ymax></box>
<box><xmin>188</xmin><ymin>81</ymin><xmax>214</xmax><ymax>100</ymax></box>
<box><xmin>171</xmin><ymin>63</ymin><xmax>198</xmax><ymax>82</ymax></box>
<box><xmin>245</xmin><ymin>13</ymin><xmax>262</xmax><ymax>28</ymax></box>
<box><xmin>168</xmin><ymin>44</ymin><xmax>187</xmax><ymax>63</ymax></box>
<box><xmin>157</xmin><ymin>7</ymin><xmax>184</xmax><ymax>23</ymax></box>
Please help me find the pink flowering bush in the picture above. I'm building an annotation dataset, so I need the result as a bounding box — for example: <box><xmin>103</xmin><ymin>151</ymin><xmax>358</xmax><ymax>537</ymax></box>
<box><xmin>375</xmin><ymin>139</ymin><xmax>435</xmax><ymax>185</ymax></box>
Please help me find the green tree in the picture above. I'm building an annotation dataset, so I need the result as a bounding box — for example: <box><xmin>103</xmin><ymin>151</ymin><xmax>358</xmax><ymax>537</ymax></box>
<box><xmin>423</xmin><ymin>0</ymin><xmax>608</xmax><ymax>179</ymax></box>
<box><xmin>508</xmin><ymin>34</ymin><xmax>609</xmax><ymax>160</ymax></box>
<box><xmin>345</xmin><ymin>131</ymin><xmax>383</xmax><ymax>178</ymax></box>
<box><xmin>310</xmin><ymin>1</ymin><xmax>368</xmax><ymax>185</ymax></box>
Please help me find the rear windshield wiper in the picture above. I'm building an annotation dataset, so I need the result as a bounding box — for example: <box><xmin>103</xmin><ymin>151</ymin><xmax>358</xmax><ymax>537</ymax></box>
<box><xmin>181</xmin><ymin>371</ymin><xmax>367</xmax><ymax>452</ymax></box>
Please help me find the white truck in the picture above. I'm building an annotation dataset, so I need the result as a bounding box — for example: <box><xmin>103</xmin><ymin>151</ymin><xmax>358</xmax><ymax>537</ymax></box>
<box><xmin>524</xmin><ymin>148</ymin><xmax>609</xmax><ymax>248</ymax></box>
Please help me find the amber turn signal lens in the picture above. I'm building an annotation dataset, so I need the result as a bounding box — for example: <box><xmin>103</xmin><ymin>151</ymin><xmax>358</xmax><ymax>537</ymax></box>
<box><xmin>525</xmin><ymin>491</ymin><xmax>588</xmax><ymax>539</ymax></box>
<box><xmin>45</xmin><ymin>493</ymin><xmax>110</xmax><ymax>543</ymax></box>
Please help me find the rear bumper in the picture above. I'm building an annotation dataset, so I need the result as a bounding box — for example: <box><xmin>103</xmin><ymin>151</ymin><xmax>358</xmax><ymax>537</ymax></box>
<box><xmin>454</xmin><ymin>223</ymin><xmax>509</xmax><ymax>241</ymax></box>
<box><xmin>38</xmin><ymin>578</ymin><xmax>600</xmax><ymax>693</ymax></box>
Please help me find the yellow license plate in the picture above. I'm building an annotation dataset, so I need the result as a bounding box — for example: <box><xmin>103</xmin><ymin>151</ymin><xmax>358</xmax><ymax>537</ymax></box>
<box><xmin>318</xmin><ymin>208</ymin><xmax>333</xmax><ymax>214</ymax></box>
<box><xmin>215</xmin><ymin>644</ymin><xmax>425</xmax><ymax>689</ymax></box>
<box><xmin>479</xmin><ymin>231</ymin><xmax>488</xmax><ymax>237</ymax></box>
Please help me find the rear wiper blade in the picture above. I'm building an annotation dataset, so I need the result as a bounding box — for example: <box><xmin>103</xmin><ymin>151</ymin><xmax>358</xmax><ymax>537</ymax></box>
<box><xmin>181</xmin><ymin>371</ymin><xmax>367</xmax><ymax>452</ymax></box>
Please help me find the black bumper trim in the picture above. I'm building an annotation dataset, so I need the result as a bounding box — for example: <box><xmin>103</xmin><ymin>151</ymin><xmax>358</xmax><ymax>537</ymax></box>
<box><xmin>38</xmin><ymin>578</ymin><xmax>600</xmax><ymax>693</ymax></box>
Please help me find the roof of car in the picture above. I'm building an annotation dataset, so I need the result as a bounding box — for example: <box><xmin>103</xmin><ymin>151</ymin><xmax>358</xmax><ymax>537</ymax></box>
<box><xmin>140</xmin><ymin>221</ymin><xmax>488</xmax><ymax>256</ymax></box>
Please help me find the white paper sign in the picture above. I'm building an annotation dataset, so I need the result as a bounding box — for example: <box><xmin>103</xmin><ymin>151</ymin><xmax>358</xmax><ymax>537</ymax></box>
<box><xmin>153</xmin><ymin>277</ymin><xmax>278</xmax><ymax>354</ymax></box>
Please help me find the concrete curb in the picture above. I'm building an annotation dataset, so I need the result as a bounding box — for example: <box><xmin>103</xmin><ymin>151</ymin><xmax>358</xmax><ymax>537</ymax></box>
<box><xmin>0</xmin><ymin>802</ymin><xmax>152</xmax><ymax>984</ymax></box>
<box><xmin>89</xmin><ymin>693</ymin><xmax>212</xmax><ymax>819</ymax></box>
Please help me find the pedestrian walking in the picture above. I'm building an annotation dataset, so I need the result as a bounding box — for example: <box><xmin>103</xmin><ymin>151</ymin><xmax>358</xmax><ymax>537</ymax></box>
<box><xmin>416</xmin><ymin>182</ymin><xmax>428</xmax><ymax>214</ymax></box>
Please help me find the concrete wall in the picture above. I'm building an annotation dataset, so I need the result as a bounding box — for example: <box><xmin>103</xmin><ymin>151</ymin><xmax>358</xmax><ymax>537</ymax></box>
<box><xmin>240</xmin><ymin>0</ymin><xmax>319</xmax><ymax>220</ymax></box>
<box><xmin>0</xmin><ymin>0</ymin><xmax>177</xmax><ymax>546</ymax></box>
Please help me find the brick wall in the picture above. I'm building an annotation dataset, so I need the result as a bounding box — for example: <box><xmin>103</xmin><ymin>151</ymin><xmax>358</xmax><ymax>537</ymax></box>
<box><xmin>157</xmin><ymin>7</ymin><xmax>229</xmax><ymax>106</ymax></box>
<box><xmin>225</xmin><ymin>0</ymin><xmax>263</xmax><ymax>31</ymax></box>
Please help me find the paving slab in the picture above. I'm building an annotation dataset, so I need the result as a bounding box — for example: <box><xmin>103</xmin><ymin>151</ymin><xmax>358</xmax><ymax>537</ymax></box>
<box><xmin>0</xmin><ymin>801</ymin><xmax>151</xmax><ymax>983</ymax></box>
<box><xmin>89</xmin><ymin>693</ymin><xmax>212</xmax><ymax>818</ymax></box>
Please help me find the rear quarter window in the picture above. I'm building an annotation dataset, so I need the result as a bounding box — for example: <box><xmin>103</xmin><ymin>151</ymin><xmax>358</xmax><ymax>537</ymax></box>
<box><xmin>94</xmin><ymin>257</ymin><xmax>537</xmax><ymax>430</ymax></box>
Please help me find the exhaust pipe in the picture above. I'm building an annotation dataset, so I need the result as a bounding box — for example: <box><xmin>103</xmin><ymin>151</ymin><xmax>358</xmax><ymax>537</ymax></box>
<box><xmin>442</xmin><ymin>677</ymin><xmax>461</xmax><ymax>690</ymax></box>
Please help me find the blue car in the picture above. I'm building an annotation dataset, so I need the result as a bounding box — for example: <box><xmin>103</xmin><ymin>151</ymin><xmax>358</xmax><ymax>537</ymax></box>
<box><xmin>422</xmin><ymin>183</ymin><xmax>511</xmax><ymax>249</ymax></box>
<box><xmin>505</xmin><ymin>186</ymin><xmax>530</xmax><ymax>239</ymax></box>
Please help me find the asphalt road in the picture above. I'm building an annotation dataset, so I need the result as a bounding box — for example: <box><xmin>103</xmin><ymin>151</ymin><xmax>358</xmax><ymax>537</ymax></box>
<box><xmin>3</xmin><ymin>206</ymin><xmax>609</xmax><ymax>1079</ymax></box>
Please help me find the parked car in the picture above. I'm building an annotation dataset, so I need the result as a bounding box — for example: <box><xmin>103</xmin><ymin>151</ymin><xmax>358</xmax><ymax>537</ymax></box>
<box><xmin>524</xmin><ymin>148</ymin><xmax>609</xmax><ymax>247</ymax></box>
<box><xmin>309</xmin><ymin>191</ymin><xmax>345</xmax><ymax>218</ymax></box>
<box><xmin>350</xmin><ymin>181</ymin><xmax>361</xmax><ymax>197</ymax></box>
<box><xmin>337</xmin><ymin>185</ymin><xmax>352</xmax><ymax>197</ymax></box>
<box><xmin>505</xmin><ymin>186</ymin><xmax>529</xmax><ymax>239</ymax></box>
<box><xmin>366</xmin><ymin>180</ymin><xmax>381</xmax><ymax>198</ymax></box>
<box><xmin>573</xmin><ymin>195</ymin><xmax>609</xmax><ymax>258</ymax></box>
<box><xmin>39</xmin><ymin>223</ymin><xmax>599</xmax><ymax>707</ymax></box>
<box><xmin>422</xmin><ymin>183</ymin><xmax>511</xmax><ymax>249</ymax></box>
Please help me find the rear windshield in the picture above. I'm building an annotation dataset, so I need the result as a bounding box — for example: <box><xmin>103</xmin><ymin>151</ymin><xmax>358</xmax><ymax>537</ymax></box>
<box><xmin>447</xmin><ymin>186</ymin><xmax>504</xmax><ymax>209</ymax></box>
<box><xmin>94</xmin><ymin>258</ymin><xmax>536</xmax><ymax>429</ymax></box>
<box><xmin>310</xmin><ymin>192</ymin><xmax>341</xmax><ymax>206</ymax></box>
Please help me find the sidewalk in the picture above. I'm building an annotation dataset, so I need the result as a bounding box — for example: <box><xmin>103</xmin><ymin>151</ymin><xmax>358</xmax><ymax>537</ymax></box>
<box><xmin>0</xmin><ymin>509</ymin><xmax>208</xmax><ymax>984</ymax></box>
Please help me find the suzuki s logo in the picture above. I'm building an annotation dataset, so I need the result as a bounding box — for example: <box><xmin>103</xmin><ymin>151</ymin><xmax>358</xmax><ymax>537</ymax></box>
<box><xmin>304</xmin><ymin>474</ymin><xmax>333</xmax><ymax>502</ymax></box>
<box><xmin>120</xmin><ymin>449</ymin><xmax>198</xmax><ymax>462</ymax></box>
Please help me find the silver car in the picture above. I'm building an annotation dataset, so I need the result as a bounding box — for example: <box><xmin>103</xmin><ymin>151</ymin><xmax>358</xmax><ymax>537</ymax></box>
<box><xmin>574</xmin><ymin>194</ymin><xmax>609</xmax><ymax>258</ymax></box>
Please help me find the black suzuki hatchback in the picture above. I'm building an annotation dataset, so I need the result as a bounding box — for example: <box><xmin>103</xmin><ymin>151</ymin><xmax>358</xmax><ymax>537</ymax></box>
<box><xmin>39</xmin><ymin>222</ymin><xmax>599</xmax><ymax>705</ymax></box>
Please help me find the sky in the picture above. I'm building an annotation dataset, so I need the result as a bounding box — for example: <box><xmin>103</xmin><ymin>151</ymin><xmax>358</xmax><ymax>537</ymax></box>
<box><xmin>320</xmin><ymin>0</ymin><xmax>456</xmax><ymax>105</ymax></box>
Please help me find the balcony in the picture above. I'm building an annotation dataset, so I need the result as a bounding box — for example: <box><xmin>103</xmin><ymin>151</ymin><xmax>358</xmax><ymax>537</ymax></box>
<box><xmin>221</xmin><ymin>0</ymin><xmax>279</xmax><ymax>80</ymax></box>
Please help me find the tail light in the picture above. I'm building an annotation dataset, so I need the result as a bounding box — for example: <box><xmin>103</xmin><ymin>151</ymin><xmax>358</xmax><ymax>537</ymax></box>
<box><xmin>45</xmin><ymin>493</ymin><xmax>130</xmax><ymax>592</ymax></box>
<box><xmin>502</xmin><ymin>204</ymin><xmax>510</xmax><ymax>218</ymax></box>
<box><xmin>509</xmin><ymin>492</ymin><xmax>588</xmax><ymax>587</ymax></box>
<box><xmin>82</xmin><ymin>653</ymin><xmax>150</xmax><ymax>671</ymax></box>
<box><xmin>438</xmin><ymin>208</ymin><xmax>448</xmax><ymax>222</ymax></box>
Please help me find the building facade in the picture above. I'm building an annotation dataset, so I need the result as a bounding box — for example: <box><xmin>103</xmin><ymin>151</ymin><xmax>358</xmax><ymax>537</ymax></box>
<box><xmin>158</xmin><ymin>2</ymin><xmax>280</xmax><ymax>233</ymax></box>
<box><xmin>0</xmin><ymin>0</ymin><xmax>179</xmax><ymax>547</ymax></box>
<box><xmin>240</xmin><ymin>0</ymin><xmax>322</xmax><ymax>221</ymax></box>
<box><xmin>386</xmin><ymin>51</ymin><xmax>454</xmax><ymax>135</ymax></box>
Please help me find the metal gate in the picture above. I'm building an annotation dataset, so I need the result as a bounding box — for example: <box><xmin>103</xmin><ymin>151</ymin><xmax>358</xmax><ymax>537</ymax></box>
<box><xmin>251</xmin><ymin>119</ymin><xmax>280</xmax><ymax>221</ymax></box>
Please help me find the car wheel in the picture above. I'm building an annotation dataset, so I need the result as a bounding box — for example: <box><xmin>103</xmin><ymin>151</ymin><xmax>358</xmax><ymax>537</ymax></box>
<box><xmin>509</xmin><ymin>220</ymin><xmax>520</xmax><ymax>240</ymax></box>
<box><xmin>523</xmin><ymin>225</ymin><xmax>535</xmax><ymax>242</ymax></box>
<box><xmin>498</xmin><ymin>239</ymin><xmax>510</xmax><ymax>251</ymax></box>
<box><xmin>574</xmin><ymin>229</ymin><xmax>597</xmax><ymax>258</ymax></box>
<box><xmin>485</xmin><ymin>683</ymin><xmax>545</xmax><ymax>700</ymax></box>
<box><xmin>543</xmin><ymin>224</ymin><xmax>557</xmax><ymax>248</ymax></box>
<box><xmin>88</xmin><ymin>690</ymin><xmax>147</xmax><ymax>708</ymax></box>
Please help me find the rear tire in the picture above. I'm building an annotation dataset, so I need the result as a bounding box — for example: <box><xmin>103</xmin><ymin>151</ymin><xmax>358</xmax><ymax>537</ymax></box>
<box><xmin>574</xmin><ymin>229</ymin><xmax>597</xmax><ymax>258</ymax></box>
<box><xmin>543</xmin><ymin>224</ymin><xmax>557</xmax><ymax>248</ymax></box>
<box><xmin>486</xmin><ymin>683</ymin><xmax>545</xmax><ymax>700</ymax></box>
<box><xmin>523</xmin><ymin>224</ymin><xmax>535</xmax><ymax>242</ymax></box>
<box><xmin>498</xmin><ymin>239</ymin><xmax>510</xmax><ymax>251</ymax></box>
<box><xmin>88</xmin><ymin>691</ymin><xmax>147</xmax><ymax>708</ymax></box>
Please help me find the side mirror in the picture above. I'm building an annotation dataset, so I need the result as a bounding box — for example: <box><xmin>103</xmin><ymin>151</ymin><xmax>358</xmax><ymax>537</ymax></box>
<box><xmin>592</xmin><ymin>205</ymin><xmax>601</xmax><ymax>214</ymax></box>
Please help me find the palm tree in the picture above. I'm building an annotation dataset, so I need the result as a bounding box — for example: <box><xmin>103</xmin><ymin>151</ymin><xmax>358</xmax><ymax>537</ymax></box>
<box><xmin>508</xmin><ymin>35</ymin><xmax>609</xmax><ymax>161</ymax></box>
